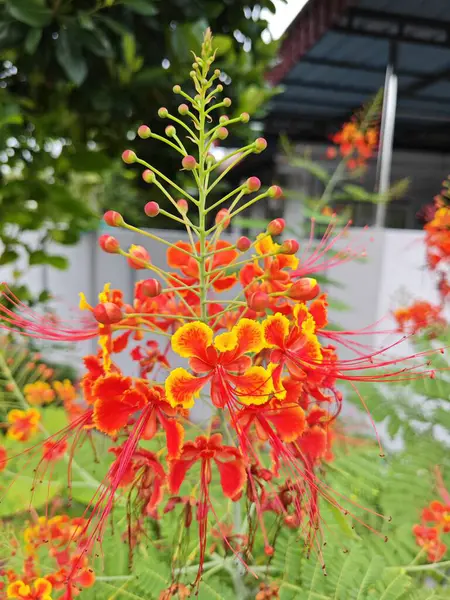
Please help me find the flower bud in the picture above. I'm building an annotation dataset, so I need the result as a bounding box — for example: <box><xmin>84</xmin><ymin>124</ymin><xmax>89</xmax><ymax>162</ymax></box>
<box><xmin>264</xmin><ymin>545</ymin><xmax>274</xmax><ymax>557</ymax></box>
<box><xmin>173</xmin><ymin>85</ymin><xmax>181</xmax><ymax>94</ymax></box>
<box><xmin>178</xmin><ymin>104</ymin><xmax>189</xmax><ymax>116</ymax></box>
<box><xmin>287</xmin><ymin>278</ymin><xmax>320</xmax><ymax>301</ymax></box>
<box><xmin>182</xmin><ymin>155</ymin><xmax>197</xmax><ymax>170</ymax></box>
<box><xmin>177</xmin><ymin>199</ymin><xmax>188</xmax><ymax>213</ymax></box>
<box><xmin>103</xmin><ymin>210</ymin><xmax>124</xmax><ymax>227</ymax></box>
<box><xmin>158</xmin><ymin>107</ymin><xmax>168</xmax><ymax>118</ymax></box>
<box><xmin>268</xmin><ymin>185</ymin><xmax>283</xmax><ymax>199</ymax></box>
<box><xmin>214</xmin><ymin>69</ymin><xmax>221</xmax><ymax>77</ymax></box>
<box><xmin>219</xmin><ymin>115</ymin><xmax>229</xmax><ymax>124</ymax></box>
<box><xmin>141</xmin><ymin>278</ymin><xmax>162</xmax><ymax>298</ymax></box>
<box><xmin>245</xmin><ymin>176</ymin><xmax>261</xmax><ymax>193</ymax></box>
<box><xmin>254</xmin><ymin>137</ymin><xmax>267</xmax><ymax>153</ymax></box>
<box><xmin>215</xmin><ymin>208</ymin><xmax>230</xmax><ymax>228</ymax></box>
<box><xmin>142</xmin><ymin>169</ymin><xmax>155</xmax><ymax>183</ymax></box>
<box><xmin>122</xmin><ymin>150</ymin><xmax>136</xmax><ymax>164</ymax></box>
<box><xmin>268</xmin><ymin>218</ymin><xmax>285</xmax><ymax>236</ymax></box>
<box><xmin>189</xmin><ymin>70</ymin><xmax>196</xmax><ymax>79</ymax></box>
<box><xmin>98</xmin><ymin>234</ymin><xmax>120</xmax><ymax>254</ymax></box>
<box><xmin>247</xmin><ymin>291</ymin><xmax>270</xmax><ymax>312</ymax></box>
<box><xmin>137</xmin><ymin>125</ymin><xmax>151</xmax><ymax>139</ymax></box>
<box><xmin>144</xmin><ymin>201</ymin><xmax>160</xmax><ymax>217</ymax></box>
<box><xmin>216</xmin><ymin>127</ymin><xmax>229</xmax><ymax>140</ymax></box>
<box><xmin>206</xmin><ymin>153</ymin><xmax>215</xmax><ymax>166</ymax></box>
<box><xmin>127</xmin><ymin>245</ymin><xmax>150</xmax><ymax>269</ymax></box>
<box><xmin>165</xmin><ymin>125</ymin><xmax>176</xmax><ymax>138</ymax></box>
<box><xmin>280</xmin><ymin>239</ymin><xmax>299</xmax><ymax>255</ymax></box>
<box><xmin>240</xmin><ymin>112</ymin><xmax>250</xmax><ymax>123</ymax></box>
<box><xmin>93</xmin><ymin>302</ymin><xmax>123</xmax><ymax>325</ymax></box>
<box><xmin>236</xmin><ymin>236</ymin><xmax>251</xmax><ymax>252</ymax></box>
<box><xmin>216</xmin><ymin>84</ymin><xmax>223</xmax><ymax>92</ymax></box>
<box><xmin>223</xmin><ymin>97</ymin><xmax>232</xmax><ymax>107</ymax></box>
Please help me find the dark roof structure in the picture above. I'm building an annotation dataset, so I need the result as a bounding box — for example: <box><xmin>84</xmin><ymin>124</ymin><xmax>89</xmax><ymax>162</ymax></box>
<box><xmin>266</xmin><ymin>0</ymin><xmax>450</xmax><ymax>152</ymax></box>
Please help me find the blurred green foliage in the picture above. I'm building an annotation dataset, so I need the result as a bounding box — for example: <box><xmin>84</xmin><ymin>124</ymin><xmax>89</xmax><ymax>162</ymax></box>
<box><xmin>0</xmin><ymin>0</ymin><xmax>283</xmax><ymax>240</ymax></box>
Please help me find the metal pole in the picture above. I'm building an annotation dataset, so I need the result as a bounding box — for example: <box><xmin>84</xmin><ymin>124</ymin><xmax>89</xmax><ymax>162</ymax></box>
<box><xmin>375</xmin><ymin>41</ymin><xmax>398</xmax><ymax>227</ymax></box>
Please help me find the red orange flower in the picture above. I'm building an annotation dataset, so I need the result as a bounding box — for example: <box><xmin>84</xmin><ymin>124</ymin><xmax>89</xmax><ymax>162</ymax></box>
<box><xmin>6</xmin><ymin>578</ymin><xmax>52</xmax><ymax>600</ymax></box>
<box><xmin>7</xmin><ymin>409</ymin><xmax>40</xmax><ymax>442</ymax></box>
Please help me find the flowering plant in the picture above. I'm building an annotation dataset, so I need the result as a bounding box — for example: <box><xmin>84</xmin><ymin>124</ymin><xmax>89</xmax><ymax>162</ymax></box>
<box><xmin>0</xmin><ymin>30</ymin><xmax>444</xmax><ymax>599</ymax></box>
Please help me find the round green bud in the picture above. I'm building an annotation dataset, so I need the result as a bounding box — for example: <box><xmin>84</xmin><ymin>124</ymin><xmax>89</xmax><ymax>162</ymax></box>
<box><xmin>158</xmin><ymin>107</ymin><xmax>168</xmax><ymax>118</ymax></box>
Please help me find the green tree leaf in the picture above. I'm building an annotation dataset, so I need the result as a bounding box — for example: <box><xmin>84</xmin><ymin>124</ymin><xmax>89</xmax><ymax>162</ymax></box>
<box><xmin>56</xmin><ymin>27</ymin><xmax>88</xmax><ymax>85</ymax></box>
<box><xmin>24</xmin><ymin>27</ymin><xmax>42</xmax><ymax>54</ymax></box>
<box><xmin>7</xmin><ymin>0</ymin><xmax>52</xmax><ymax>28</ymax></box>
<box><xmin>213</xmin><ymin>34</ymin><xmax>233</xmax><ymax>56</ymax></box>
<box><xmin>122</xmin><ymin>0</ymin><xmax>158</xmax><ymax>16</ymax></box>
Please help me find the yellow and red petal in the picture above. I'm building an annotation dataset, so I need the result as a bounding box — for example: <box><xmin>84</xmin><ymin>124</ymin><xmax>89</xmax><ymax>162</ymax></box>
<box><xmin>277</xmin><ymin>253</ymin><xmax>299</xmax><ymax>270</ymax></box>
<box><xmin>34</xmin><ymin>578</ymin><xmax>52</xmax><ymax>596</ymax></box>
<box><xmin>7</xmin><ymin>580</ymin><xmax>30</xmax><ymax>598</ymax></box>
<box><xmin>266</xmin><ymin>403</ymin><xmax>306</xmax><ymax>442</ymax></box>
<box><xmin>165</xmin><ymin>368</ymin><xmax>209</xmax><ymax>409</ymax></box>
<box><xmin>7</xmin><ymin>409</ymin><xmax>24</xmax><ymax>423</ymax></box>
<box><xmin>214</xmin><ymin>456</ymin><xmax>247</xmax><ymax>499</ymax></box>
<box><xmin>167</xmin><ymin>241</ymin><xmax>193</xmax><ymax>268</ymax></box>
<box><xmin>233</xmin><ymin>318</ymin><xmax>265</xmax><ymax>354</ymax></box>
<box><xmin>214</xmin><ymin>330</ymin><xmax>238</xmax><ymax>353</ymax></box>
<box><xmin>231</xmin><ymin>366</ymin><xmax>274</xmax><ymax>406</ymax></box>
<box><xmin>171</xmin><ymin>321</ymin><xmax>213</xmax><ymax>359</ymax></box>
<box><xmin>255</xmin><ymin>233</ymin><xmax>278</xmax><ymax>257</ymax></box>
<box><xmin>262</xmin><ymin>313</ymin><xmax>290</xmax><ymax>348</ymax></box>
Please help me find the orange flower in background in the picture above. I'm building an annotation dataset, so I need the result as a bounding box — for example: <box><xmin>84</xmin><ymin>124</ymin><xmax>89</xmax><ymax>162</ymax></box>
<box><xmin>6</xmin><ymin>578</ymin><xmax>52</xmax><ymax>600</ymax></box>
<box><xmin>7</xmin><ymin>409</ymin><xmax>40</xmax><ymax>442</ymax></box>
<box><xmin>24</xmin><ymin>382</ymin><xmax>55</xmax><ymax>406</ymax></box>
<box><xmin>42</xmin><ymin>439</ymin><xmax>68</xmax><ymax>462</ymax></box>
<box><xmin>328</xmin><ymin>120</ymin><xmax>378</xmax><ymax>169</ymax></box>
<box><xmin>0</xmin><ymin>445</ymin><xmax>7</xmax><ymax>472</ymax></box>
<box><xmin>53</xmin><ymin>380</ymin><xmax>77</xmax><ymax>404</ymax></box>
<box><xmin>394</xmin><ymin>300</ymin><xmax>446</xmax><ymax>335</ymax></box>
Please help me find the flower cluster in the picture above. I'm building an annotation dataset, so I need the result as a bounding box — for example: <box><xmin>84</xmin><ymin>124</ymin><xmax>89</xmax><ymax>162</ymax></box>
<box><xmin>0</xmin><ymin>30</ymin><xmax>442</xmax><ymax>594</ymax></box>
<box><xmin>1</xmin><ymin>513</ymin><xmax>95</xmax><ymax>600</ymax></box>
<box><xmin>326</xmin><ymin>120</ymin><xmax>378</xmax><ymax>170</ymax></box>
<box><xmin>394</xmin><ymin>180</ymin><xmax>449</xmax><ymax>334</ymax></box>
<box><xmin>413</xmin><ymin>475</ymin><xmax>450</xmax><ymax>563</ymax></box>
<box><xmin>394</xmin><ymin>300</ymin><xmax>446</xmax><ymax>336</ymax></box>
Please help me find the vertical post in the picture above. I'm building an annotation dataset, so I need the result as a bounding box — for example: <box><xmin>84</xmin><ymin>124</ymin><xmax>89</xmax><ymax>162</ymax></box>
<box><xmin>375</xmin><ymin>41</ymin><xmax>398</xmax><ymax>227</ymax></box>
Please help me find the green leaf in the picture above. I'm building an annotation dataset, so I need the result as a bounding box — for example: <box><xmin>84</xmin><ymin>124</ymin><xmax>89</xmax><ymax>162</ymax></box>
<box><xmin>213</xmin><ymin>34</ymin><xmax>232</xmax><ymax>56</ymax></box>
<box><xmin>7</xmin><ymin>0</ymin><xmax>52</xmax><ymax>28</ymax></box>
<box><xmin>79</xmin><ymin>26</ymin><xmax>114</xmax><ymax>58</ymax></box>
<box><xmin>0</xmin><ymin>249</ymin><xmax>19</xmax><ymax>265</ymax></box>
<box><xmin>123</xmin><ymin>0</ymin><xmax>158</xmax><ymax>16</ymax></box>
<box><xmin>56</xmin><ymin>27</ymin><xmax>88</xmax><ymax>85</ymax></box>
<box><xmin>28</xmin><ymin>250</ymin><xmax>68</xmax><ymax>270</ymax></box>
<box><xmin>24</xmin><ymin>27</ymin><xmax>42</xmax><ymax>53</ymax></box>
<box><xmin>122</xmin><ymin>33</ymin><xmax>137</xmax><ymax>68</ymax></box>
